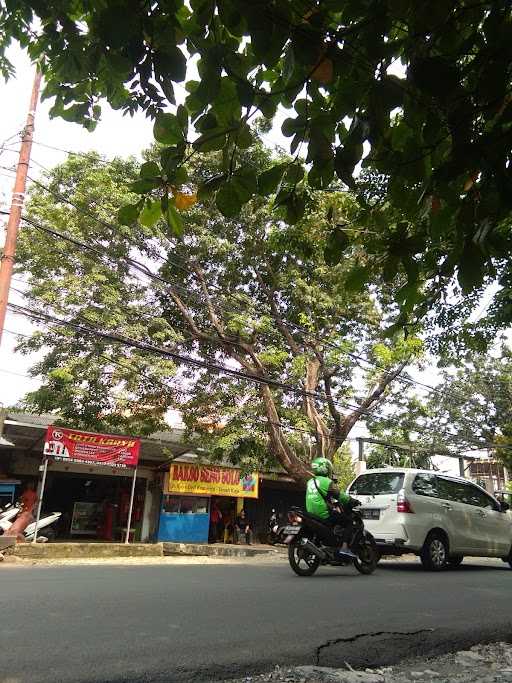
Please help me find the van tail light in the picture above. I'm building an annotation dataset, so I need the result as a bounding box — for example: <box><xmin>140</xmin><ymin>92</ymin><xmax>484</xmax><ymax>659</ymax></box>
<box><xmin>397</xmin><ymin>489</ymin><xmax>414</xmax><ymax>513</ymax></box>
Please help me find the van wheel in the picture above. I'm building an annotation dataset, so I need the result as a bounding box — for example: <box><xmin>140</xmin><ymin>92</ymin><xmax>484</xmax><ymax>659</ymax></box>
<box><xmin>502</xmin><ymin>548</ymin><xmax>512</xmax><ymax>568</ymax></box>
<box><xmin>420</xmin><ymin>532</ymin><xmax>448</xmax><ymax>571</ymax></box>
<box><xmin>447</xmin><ymin>555</ymin><xmax>464</xmax><ymax>568</ymax></box>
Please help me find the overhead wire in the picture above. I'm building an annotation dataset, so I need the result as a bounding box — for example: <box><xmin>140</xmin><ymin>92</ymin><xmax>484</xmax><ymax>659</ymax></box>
<box><xmin>7</xmin><ymin>299</ymin><xmax>512</xmax><ymax>455</ymax></box>
<box><xmin>0</xmin><ymin>162</ymin><xmax>478</xmax><ymax>413</ymax></box>
<box><xmin>0</xmin><ymin>164</ymin><xmax>439</xmax><ymax>393</ymax></box>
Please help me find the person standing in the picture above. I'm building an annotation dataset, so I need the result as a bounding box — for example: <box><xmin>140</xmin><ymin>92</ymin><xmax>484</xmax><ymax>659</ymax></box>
<box><xmin>209</xmin><ymin>499</ymin><xmax>222</xmax><ymax>543</ymax></box>
<box><xmin>6</xmin><ymin>481</ymin><xmax>38</xmax><ymax>541</ymax></box>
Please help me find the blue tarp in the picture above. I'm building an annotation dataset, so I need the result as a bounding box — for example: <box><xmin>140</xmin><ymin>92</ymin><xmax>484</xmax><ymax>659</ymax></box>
<box><xmin>157</xmin><ymin>512</ymin><xmax>209</xmax><ymax>542</ymax></box>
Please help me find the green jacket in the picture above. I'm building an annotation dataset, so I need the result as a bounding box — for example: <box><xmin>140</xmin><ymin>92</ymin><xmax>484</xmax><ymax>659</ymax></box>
<box><xmin>306</xmin><ymin>476</ymin><xmax>351</xmax><ymax>519</ymax></box>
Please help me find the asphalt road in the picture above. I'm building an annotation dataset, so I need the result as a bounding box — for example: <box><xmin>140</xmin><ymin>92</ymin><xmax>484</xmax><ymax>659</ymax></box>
<box><xmin>1</xmin><ymin>558</ymin><xmax>511</xmax><ymax>682</ymax></box>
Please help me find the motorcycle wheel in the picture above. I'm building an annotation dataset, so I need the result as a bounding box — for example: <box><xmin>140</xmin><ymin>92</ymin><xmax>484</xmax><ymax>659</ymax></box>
<box><xmin>288</xmin><ymin>540</ymin><xmax>320</xmax><ymax>576</ymax></box>
<box><xmin>353</xmin><ymin>539</ymin><xmax>378</xmax><ymax>575</ymax></box>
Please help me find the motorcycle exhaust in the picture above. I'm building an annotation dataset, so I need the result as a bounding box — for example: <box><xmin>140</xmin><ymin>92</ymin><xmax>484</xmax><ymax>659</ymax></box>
<box><xmin>300</xmin><ymin>539</ymin><xmax>327</xmax><ymax>560</ymax></box>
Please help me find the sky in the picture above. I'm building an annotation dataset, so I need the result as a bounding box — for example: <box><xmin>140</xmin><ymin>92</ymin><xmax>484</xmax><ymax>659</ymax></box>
<box><xmin>0</xmin><ymin>45</ymin><xmax>158</xmax><ymax>408</ymax></box>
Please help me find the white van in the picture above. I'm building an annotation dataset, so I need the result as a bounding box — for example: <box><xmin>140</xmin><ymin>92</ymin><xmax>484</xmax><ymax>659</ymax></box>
<box><xmin>347</xmin><ymin>468</ymin><xmax>512</xmax><ymax>571</ymax></box>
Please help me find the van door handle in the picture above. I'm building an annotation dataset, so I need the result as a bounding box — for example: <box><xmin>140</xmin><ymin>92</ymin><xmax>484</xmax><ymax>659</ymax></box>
<box><xmin>441</xmin><ymin>503</ymin><xmax>452</xmax><ymax>510</ymax></box>
<box><xmin>476</xmin><ymin>510</ymin><xmax>486</xmax><ymax>517</ymax></box>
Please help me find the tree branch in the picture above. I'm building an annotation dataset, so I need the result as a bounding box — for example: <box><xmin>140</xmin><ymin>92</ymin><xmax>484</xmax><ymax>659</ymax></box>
<box><xmin>304</xmin><ymin>357</ymin><xmax>334</xmax><ymax>458</ymax></box>
<box><xmin>255</xmin><ymin>269</ymin><xmax>302</xmax><ymax>356</ymax></box>
<box><xmin>338</xmin><ymin>360</ymin><xmax>409</xmax><ymax>441</ymax></box>
<box><xmin>260</xmin><ymin>384</ymin><xmax>311</xmax><ymax>483</ymax></box>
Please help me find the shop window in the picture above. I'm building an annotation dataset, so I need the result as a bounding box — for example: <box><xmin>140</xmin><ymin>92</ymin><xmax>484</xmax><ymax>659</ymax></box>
<box><xmin>162</xmin><ymin>495</ymin><xmax>209</xmax><ymax>514</ymax></box>
<box><xmin>163</xmin><ymin>496</ymin><xmax>181</xmax><ymax>513</ymax></box>
<box><xmin>193</xmin><ymin>497</ymin><xmax>208</xmax><ymax>514</ymax></box>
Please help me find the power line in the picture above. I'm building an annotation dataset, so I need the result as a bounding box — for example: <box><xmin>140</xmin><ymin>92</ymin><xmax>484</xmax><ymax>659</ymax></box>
<box><xmin>8</xmin><ymin>299</ymin><xmax>512</xmax><ymax>455</ymax></box>
<box><xmin>0</xmin><ymin>154</ymin><xmax>480</xmax><ymax>407</ymax></box>
<box><xmin>0</xmin><ymin>367</ymin><xmax>39</xmax><ymax>379</ymax></box>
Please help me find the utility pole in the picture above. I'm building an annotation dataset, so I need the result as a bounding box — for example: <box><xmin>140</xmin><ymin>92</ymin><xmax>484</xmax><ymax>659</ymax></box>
<box><xmin>0</xmin><ymin>69</ymin><xmax>41</xmax><ymax>345</ymax></box>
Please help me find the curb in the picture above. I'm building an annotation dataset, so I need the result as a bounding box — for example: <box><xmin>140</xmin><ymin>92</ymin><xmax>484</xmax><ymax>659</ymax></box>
<box><xmin>163</xmin><ymin>542</ymin><xmax>282</xmax><ymax>558</ymax></box>
<box><xmin>12</xmin><ymin>542</ymin><xmax>164</xmax><ymax>559</ymax></box>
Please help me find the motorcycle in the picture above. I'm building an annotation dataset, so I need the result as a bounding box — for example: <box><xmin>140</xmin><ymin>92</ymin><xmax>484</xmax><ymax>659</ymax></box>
<box><xmin>267</xmin><ymin>509</ymin><xmax>292</xmax><ymax>545</ymax></box>
<box><xmin>0</xmin><ymin>504</ymin><xmax>61</xmax><ymax>542</ymax></box>
<box><xmin>0</xmin><ymin>503</ymin><xmax>21</xmax><ymax>532</ymax></box>
<box><xmin>283</xmin><ymin>506</ymin><xmax>378</xmax><ymax>576</ymax></box>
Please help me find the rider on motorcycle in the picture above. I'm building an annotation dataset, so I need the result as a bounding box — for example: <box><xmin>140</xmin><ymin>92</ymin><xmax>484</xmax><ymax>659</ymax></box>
<box><xmin>306</xmin><ymin>457</ymin><xmax>361</xmax><ymax>560</ymax></box>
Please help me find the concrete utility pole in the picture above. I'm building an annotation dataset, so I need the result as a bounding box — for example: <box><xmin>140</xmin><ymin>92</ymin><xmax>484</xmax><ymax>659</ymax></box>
<box><xmin>0</xmin><ymin>69</ymin><xmax>41</xmax><ymax>346</ymax></box>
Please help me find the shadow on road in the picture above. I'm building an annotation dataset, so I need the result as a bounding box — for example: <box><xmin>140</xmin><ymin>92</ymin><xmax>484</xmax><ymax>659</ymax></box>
<box><xmin>378</xmin><ymin>560</ymin><xmax>509</xmax><ymax>572</ymax></box>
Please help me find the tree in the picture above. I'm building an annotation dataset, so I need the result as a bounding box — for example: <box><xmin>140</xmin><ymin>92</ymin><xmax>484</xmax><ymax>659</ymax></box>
<box><xmin>364</xmin><ymin>392</ymin><xmax>434</xmax><ymax>469</ymax></box>
<box><xmin>428</xmin><ymin>347</ymin><xmax>512</xmax><ymax>471</ymax></box>
<box><xmin>332</xmin><ymin>443</ymin><xmax>356</xmax><ymax>492</ymax></box>
<box><xmin>3</xmin><ymin>2</ymin><xmax>512</xmax><ymax>332</ymax></box>
<box><xmin>15</xmin><ymin>142</ymin><xmax>421</xmax><ymax>481</ymax></box>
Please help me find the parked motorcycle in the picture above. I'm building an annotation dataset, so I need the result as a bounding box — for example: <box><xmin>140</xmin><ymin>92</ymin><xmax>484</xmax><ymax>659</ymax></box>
<box><xmin>268</xmin><ymin>509</ymin><xmax>290</xmax><ymax>545</ymax></box>
<box><xmin>0</xmin><ymin>503</ymin><xmax>21</xmax><ymax>532</ymax></box>
<box><xmin>0</xmin><ymin>504</ymin><xmax>61</xmax><ymax>542</ymax></box>
<box><xmin>283</xmin><ymin>506</ymin><xmax>378</xmax><ymax>576</ymax></box>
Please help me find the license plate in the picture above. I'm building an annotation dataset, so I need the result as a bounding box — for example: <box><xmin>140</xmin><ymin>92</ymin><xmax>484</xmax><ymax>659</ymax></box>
<box><xmin>361</xmin><ymin>509</ymin><xmax>380</xmax><ymax>520</ymax></box>
<box><xmin>283</xmin><ymin>525</ymin><xmax>300</xmax><ymax>535</ymax></box>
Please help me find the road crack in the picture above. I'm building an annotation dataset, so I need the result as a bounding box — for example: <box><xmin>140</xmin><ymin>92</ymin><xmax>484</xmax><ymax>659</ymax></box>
<box><xmin>315</xmin><ymin>628</ymin><xmax>435</xmax><ymax>665</ymax></box>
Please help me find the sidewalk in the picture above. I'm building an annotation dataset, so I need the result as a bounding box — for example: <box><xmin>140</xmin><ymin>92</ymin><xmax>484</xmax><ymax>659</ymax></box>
<box><xmin>0</xmin><ymin>539</ymin><xmax>285</xmax><ymax>565</ymax></box>
<box><xmin>230</xmin><ymin>642</ymin><xmax>512</xmax><ymax>682</ymax></box>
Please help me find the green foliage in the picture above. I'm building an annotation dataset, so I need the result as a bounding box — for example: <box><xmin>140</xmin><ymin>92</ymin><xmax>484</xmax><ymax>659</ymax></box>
<box><xmin>428</xmin><ymin>347</ymin><xmax>512</xmax><ymax>471</ymax></box>
<box><xmin>3</xmin><ymin>2</ymin><xmax>512</xmax><ymax>332</ymax></box>
<box><xmin>365</xmin><ymin>393</ymin><xmax>435</xmax><ymax>469</ymax></box>
<box><xmin>14</xmin><ymin>144</ymin><xmax>416</xmax><ymax>477</ymax></box>
<box><xmin>332</xmin><ymin>444</ymin><xmax>356</xmax><ymax>492</ymax></box>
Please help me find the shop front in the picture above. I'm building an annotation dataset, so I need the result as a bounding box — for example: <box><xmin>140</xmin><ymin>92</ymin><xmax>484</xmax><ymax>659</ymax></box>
<box><xmin>157</xmin><ymin>463</ymin><xmax>259</xmax><ymax>543</ymax></box>
<box><xmin>37</xmin><ymin>425</ymin><xmax>143</xmax><ymax>542</ymax></box>
<box><xmin>41</xmin><ymin>468</ymin><xmax>147</xmax><ymax>541</ymax></box>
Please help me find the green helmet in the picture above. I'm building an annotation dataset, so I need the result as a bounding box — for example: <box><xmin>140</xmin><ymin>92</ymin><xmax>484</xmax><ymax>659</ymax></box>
<box><xmin>311</xmin><ymin>457</ymin><xmax>333</xmax><ymax>478</ymax></box>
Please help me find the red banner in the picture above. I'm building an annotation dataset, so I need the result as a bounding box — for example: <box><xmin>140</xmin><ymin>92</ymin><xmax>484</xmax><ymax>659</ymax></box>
<box><xmin>43</xmin><ymin>426</ymin><xmax>140</xmax><ymax>469</ymax></box>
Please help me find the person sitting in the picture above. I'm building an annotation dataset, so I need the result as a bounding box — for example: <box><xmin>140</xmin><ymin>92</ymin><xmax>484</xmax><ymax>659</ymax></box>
<box><xmin>234</xmin><ymin>509</ymin><xmax>253</xmax><ymax>545</ymax></box>
<box><xmin>305</xmin><ymin>457</ymin><xmax>361</xmax><ymax>560</ymax></box>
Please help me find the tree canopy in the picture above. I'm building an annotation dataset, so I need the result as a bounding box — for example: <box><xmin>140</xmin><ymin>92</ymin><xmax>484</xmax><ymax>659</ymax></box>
<box><xmin>14</xmin><ymin>144</ymin><xmax>422</xmax><ymax>481</ymax></box>
<box><xmin>4</xmin><ymin>0</ymin><xmax>512</xmax><ymax>334</ymax></box>
<box><xmin>428</xmin><ymin>347</ymin><xmax>512</xmax><ymax>471</ymax></box>
<box><xmin>3</xmin><ymin>1</ymin><xmax>512</xmax><ymax>335</ymax></box>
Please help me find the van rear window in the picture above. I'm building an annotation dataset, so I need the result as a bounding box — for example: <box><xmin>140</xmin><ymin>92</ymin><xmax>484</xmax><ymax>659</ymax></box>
<box><xmin>349</xmin><ymin>472</ymin><xmax>405</xmax><ymax>496</ymax></box>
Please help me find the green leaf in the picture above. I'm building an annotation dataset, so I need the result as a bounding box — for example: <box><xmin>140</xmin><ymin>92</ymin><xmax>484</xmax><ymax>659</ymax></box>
<box><xmin>284</xmin><ymin>192</ymin><xmax>306</xmax><ymax>224</ymax></box>
<box><xmin>118</xmin><ymin>204</ymin><xmax>139</xmax><ymax>226</ymax></box>
<box><xmin>345</xmin><ymin>265</ymin><xmax>371</xmax><ymax>292</ymax></box>
<box><xmin>457</xmin><ymin>242</ymin><xmax>485</xmax><ymax>293</ymax></box>
<box><xmin>139</xmin><ymin>199</ymin><xmax>162</xmax><ymax>228</ymax></box>
<box><xmin>171</xmin><ymin>166</ymin><xmax>189</xmax><ymax>185</ymax></box>
<box><xmin>197</xmin><ymin>174</ymin><xmax>227</xmax><ymax>201</ymax></box>
<box><xmin>193</xmin><ymin>128</ymin><xmax>228</xmax><ymax>152</ymax></box>
<box><xmin>308</xmin><ymin>162</ymin><xmax>334</xmax><ymax>190</ymax></box>
<box><xmin>130</xmin><ymin>178</ymin><xmax>161</xmax><ymax>193</ymax></box>
<box><xmin>160</xmin><ymin>146</ymin><xmax>185</xmax><ymax>175</ymax></box>
<box><xmin>410</xmin><ymin>56</ymin><xmax>460</xmax><ymax>100</ymax></box>
<box><xmin>237</xmin><ymin>123</ymin><xmax>253</xmax><ymax>150</ymax></box>
<box><xmin>153</xmin><ymin>113</ymin><xmax>184</xmax><ymax>145</ymax></box>
<box><xmin>324</xmin><ymin>227</ymin><xmax>350</xmax><ymax>266</ymax></box>
<box><xmin>161</xmin><ymin>197</ymin><xmax>184</xmax><ymax>237</ymax></box>
<box><xmin>281</xmin><ymin>117</ymin><xmax>304</xmax><ymax>138</ymax></box>
<box><xmin>283</xmin><ymin>163</ymin><xmax>304</xmax><ymax>185</ymax></box>
<box><xmin>231</xmin><ymin>168</ymin><xmax>257</xmax><ymax>203</ymax></box>
<box><xmin>140</xmin><ymin>161</ymin><xmax>161</xmax><ymax>179</ymax></box>
<box><xmin>216</xmin><ymin>183</ymin><xmax>243</xmax><ymax>217</ymax></box>
<box><xmin>257</xmin><ymin>163</ymin><xmax>287</xmax><ymax>196</ymax></box>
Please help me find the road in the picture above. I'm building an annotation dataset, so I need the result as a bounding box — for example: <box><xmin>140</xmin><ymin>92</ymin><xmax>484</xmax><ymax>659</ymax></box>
<box><xmin>1</xmin><ymin>557</ymin><xmax>511</xmax><ymax>682</ymax></box>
